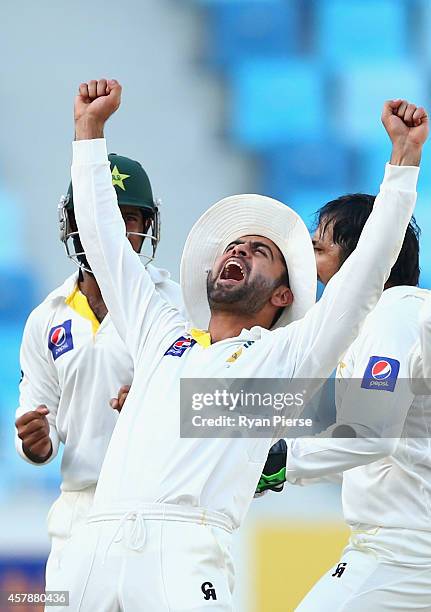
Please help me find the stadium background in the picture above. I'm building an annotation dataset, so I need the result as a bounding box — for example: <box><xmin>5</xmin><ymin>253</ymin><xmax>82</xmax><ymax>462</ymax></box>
<box><xmin>0</xmin><ymin>0</ymin><xmax>430</xmax><ymax>610</ymax></box>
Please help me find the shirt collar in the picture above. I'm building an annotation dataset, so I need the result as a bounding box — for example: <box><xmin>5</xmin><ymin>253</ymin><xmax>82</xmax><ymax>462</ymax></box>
<box><xmin>190</xmin><ymin>328</ymin><xmax>212</xmax><ymax>348</ymax></box>
<box><xmin>44</xmin><ymin>272</ymin><xmax>80</xmax><ymax>302</ymax></box>
<box><xmin>187</xmin><ymin>325</ymin><xmax>264</xmax><ymax>348</ymax></box>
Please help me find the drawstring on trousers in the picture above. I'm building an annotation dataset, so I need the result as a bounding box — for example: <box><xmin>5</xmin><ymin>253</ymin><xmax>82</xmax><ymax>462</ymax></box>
<box><xmin>103</xmin><ymin>511</ymin><xmax>147</xmax><ymax>565</ymax></box>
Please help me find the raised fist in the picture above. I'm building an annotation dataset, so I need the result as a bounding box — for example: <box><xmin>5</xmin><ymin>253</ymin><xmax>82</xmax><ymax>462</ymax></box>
<box><xmin>382</xmin><ymin>99</ymin><xmax>429</xmax><ymax>149</ymax></box>
<box><xmin>15</xmin><ymin>405</ymin><xmax>52</xmax><ymax>462</ymax></box>
<box><xmin>74</xmin><ymin>79</ymin><xmax>122</xmax><ymax>137</ymax></box>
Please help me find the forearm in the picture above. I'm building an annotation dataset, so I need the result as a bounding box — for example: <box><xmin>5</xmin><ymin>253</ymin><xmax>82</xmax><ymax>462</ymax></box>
<box><xmin>72</xmin><ymin>81</ymin><xmax>186</xmax><ymax>360</ymax></box>
<box><xmin>72</xmin><ymin>138</ymin><xmax>157</xmax><ymax>347</ymax></box>
<box><xmin>332</xmin><ymin>163</ymin><xmax>418</xmax><ymax>325</ymax></box>
<box><xmin>293</xmin><ymin>472</ymin><xmax>343</xmax><ymax>486</ymax></box>
<box><xmin>75</xmin><ymin>116</ymin><xmax>104</xmax><ymax>141</ymax></box>
<box><xmin>284</xmin><ymin>437</ymin><xmax>396</xmax><ymax>483</ymax></box>
<box><xmin>294</xmin><ymin>164</ymin><xmax>418</xmax><ymax>381</ymax></box>
<box><xmin>390</xmin><ymin>142</ymin><xmax>422</xmax><ymax>167</ymax></box>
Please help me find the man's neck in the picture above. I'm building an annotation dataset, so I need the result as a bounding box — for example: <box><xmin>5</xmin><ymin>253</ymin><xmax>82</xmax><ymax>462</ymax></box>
<box><xmin>77</xmin><ymin>271</ymin><xmax>108</xmax><ymax>322</ymax></box>
<box><xmin>78</xmin><ymin>270</ymin><xmax>102</xmax><ymax>300</ymax></box>
<box><xmin>208</xmin><ymin>310</ymin><xmax>270</xmax><ymax>343</ymax></box>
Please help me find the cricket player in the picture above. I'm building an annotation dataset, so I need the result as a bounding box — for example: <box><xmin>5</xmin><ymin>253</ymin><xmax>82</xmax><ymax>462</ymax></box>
<box><xmin>50</xmin><ymin>79</ymin><xmax>426</xmax><ymax>611</ymax></box>
<box><xmin>14</xmin><ymin>153</ymin><xmax>183</xmax><ymax>583</ymax></box>
<box><xmin>274</xmin><ymin>187</ymin><xmax>431</xmax><ymax>609</ymax></box>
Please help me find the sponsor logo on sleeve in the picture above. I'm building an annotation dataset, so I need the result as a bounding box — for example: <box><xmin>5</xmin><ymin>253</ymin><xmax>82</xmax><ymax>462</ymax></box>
<box><xmin>48</xmin><ymin>320</ymin><xmax>74</xmax><ymax>361</ymax></box>
<box><xmin>164</xmin><ymin>336</ymin><xmax>196</xmax><ymax>358</ymax></box>
<box><xmin>361</xmin><ymin>356</ymin><xmax>400</xmax><ymax>392</ymax></box>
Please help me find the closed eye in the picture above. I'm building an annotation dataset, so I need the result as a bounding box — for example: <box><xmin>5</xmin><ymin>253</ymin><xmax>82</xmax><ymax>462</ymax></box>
<box><xmin>252</xmin><ymin>242</ymin><xmax>273</xmax><ymax>259</ymax></box>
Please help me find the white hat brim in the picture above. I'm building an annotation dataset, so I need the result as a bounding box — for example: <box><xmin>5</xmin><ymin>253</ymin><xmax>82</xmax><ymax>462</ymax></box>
<box><xmin>180</xmin><ymin>194</ymin><xmax>316</xmax><ymax>330</ymax></box>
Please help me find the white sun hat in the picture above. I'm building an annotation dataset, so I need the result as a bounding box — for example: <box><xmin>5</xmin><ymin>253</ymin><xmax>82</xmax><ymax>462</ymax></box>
<box><xmin>180</xmin><ymin>194</ymin><xmax>317</xmax><ymax>330</ymax></box>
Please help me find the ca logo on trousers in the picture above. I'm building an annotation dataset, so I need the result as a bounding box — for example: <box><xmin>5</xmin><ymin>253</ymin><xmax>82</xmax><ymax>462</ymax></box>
<box><xmin>201</xmin><ymin>582</ymin><xmax>217</xmax><ymax>600</ymax></box>
<box><xmin>332</xmin><ymin>562</ymin><xmax>347</xmax><ymax>578</ymax></box>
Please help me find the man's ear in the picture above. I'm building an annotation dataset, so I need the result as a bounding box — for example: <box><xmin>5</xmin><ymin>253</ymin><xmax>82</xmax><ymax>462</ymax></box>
<box><xmin>271</xmin><ymin>286</ymin><xmax>293</xmax><ymax>309</ymax></box>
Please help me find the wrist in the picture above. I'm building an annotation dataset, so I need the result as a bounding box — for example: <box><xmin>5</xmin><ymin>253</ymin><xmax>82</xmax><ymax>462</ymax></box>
<box><xmin>22</xmin><ymin>440</ymin><xmax>52</xmax><ymax>464</ymax></box>
<box><xmin>75</xmin><ymin>116</ymin><xmax>105</xmax><ymax>141</ymax></box>
<box><xmin>390</xmin><ymin>142</ymin><xmax>422</xmax><ymax>167</ymax></box>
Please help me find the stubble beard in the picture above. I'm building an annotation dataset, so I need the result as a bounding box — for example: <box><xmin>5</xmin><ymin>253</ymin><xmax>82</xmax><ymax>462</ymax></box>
<box><xmin>207</xmin><ymin>270</ymin><xmax>278</xmax><ymax>316</ymax></box>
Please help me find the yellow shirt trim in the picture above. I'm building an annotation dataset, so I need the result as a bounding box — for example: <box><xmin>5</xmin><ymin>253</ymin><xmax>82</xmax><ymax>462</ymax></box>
<box><xmin>65</xmin><ymin>286</ymin><xmax>100</xmax><ymax>335</ymax></box>
<box><xmin>190</xmin><ymin>327</ymin><xmax>211</xmax><ymax>348</ymax></box>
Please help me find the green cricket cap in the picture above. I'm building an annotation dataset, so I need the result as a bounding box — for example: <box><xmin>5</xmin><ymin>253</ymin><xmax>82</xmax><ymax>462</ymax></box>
<box><xmin>66</xmin><ymin>153</ymin><xmax>155</xmax><ymax>214</ymax></box>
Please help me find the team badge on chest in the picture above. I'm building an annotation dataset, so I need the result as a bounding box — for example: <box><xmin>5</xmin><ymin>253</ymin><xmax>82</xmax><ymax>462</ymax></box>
<box><xmin>48</xmin><ymin>319</ymin><xmax>74</xmax><ymax>361</ymax></box>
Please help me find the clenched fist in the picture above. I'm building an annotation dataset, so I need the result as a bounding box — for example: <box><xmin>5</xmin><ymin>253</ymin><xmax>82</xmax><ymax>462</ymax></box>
<box><xmin>15</xmin><ymin>406</ymin><xmax>52</xmax><ymax>463</ymax></box>
<box><xmin>75</xmin><ymin>78</ymin><xmax>122</xmax><ymax>140</ymax></box>
<box><xmin>382</xmin><ymin>99</ymin><xmax>429</xmax><ymax>166</ymax></box>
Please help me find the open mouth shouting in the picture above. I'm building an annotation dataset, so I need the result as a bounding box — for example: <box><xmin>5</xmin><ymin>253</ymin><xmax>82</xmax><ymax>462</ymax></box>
<box><xmin>218</xmin><ymin>258</ymin><xmax>247</xmax><ymax>285</ymax></box>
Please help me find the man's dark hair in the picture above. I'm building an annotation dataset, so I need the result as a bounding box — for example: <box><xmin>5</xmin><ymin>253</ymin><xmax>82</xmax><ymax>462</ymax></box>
<box><xmin>317</xmin><ymin>193</ymin><xmax>420</xmax><ymax>287</ymax></box>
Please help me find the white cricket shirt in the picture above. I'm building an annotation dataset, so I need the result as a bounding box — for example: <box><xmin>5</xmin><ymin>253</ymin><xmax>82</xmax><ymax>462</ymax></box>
<box><xmin>72</xmin><ymin>138</ymin><xmax>418</xmax><ymax>529</ymax></box>
<box><xmin>411</xmin><ymin>292</ymin><xmax>431</xmax><ymax>386</ymax></box>
<box><xmin>285</xmin><ymin>286</ymin><xmax>431</xmax><ymax>530</ymax></box>
<box><xmin>16</xmin><ymin>266</ymin><xmax>183</xmax><ymax>491</ymax></box>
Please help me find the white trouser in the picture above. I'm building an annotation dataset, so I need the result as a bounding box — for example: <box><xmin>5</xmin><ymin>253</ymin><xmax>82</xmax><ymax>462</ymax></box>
<box><xmin>46</xmin><ymin>503</ymin><xmax>235</xmax><ymax>612</ymax></box>
<box><xmin>45</xmin><ymin>486</ymin><xmax>96</xmax><ymax>584</ymax></box>
<box><xmin>296</xmin><ymin>525</ymin><xmax>431</xmax><ymax>611</ymax></box>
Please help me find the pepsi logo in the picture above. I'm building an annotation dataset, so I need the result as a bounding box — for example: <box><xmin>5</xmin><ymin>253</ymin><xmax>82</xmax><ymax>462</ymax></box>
<box><xmin>174</xmin><ymin>339</ymin><xmax>192</xmax><ymax>349</ymax></box>
<box><xmin>164</xmin><ymin>335</ymin><xmax>196</xmax><ymax>358</ymax></box>
<box><xmin>50</xmin><ymin>326</ymin><xmax>67</xmax><ymax>347</ymax></box>
<box><xmin>371</xmin><ymin>360</ymin><xmax>392</xmax><ymax>380</ymax></box>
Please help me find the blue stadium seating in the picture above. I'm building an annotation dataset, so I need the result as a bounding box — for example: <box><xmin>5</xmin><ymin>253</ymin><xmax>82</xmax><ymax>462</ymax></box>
<box><xmin>203</xmin><ymin>0</ymin><xmax>301</xmax><ymax>68</ymax></box>
<box><xmin>414</xmin><ymin>202</ymin><xmax>431</xmax><ymax>289</ymax></box>
<box><xmin>192</xmin><ymin>0</ymin><xmax>431</xmax><ymax>263</ymax></box>
<box><xmin>0</xmin><ymin>320</ymin><xmax>61</xmax><ymax>497</ymax></box>
<box><xmin>0</xmin><ymin>189</ymin><xmax>25</xmax><ymax>266</ymax></box>
<box><xmin>284</xmin><ymin>188</ymin><xmax>343</xmax><ymax>231</ymax></box>
<box><xmin>0</xmin><ymin>267</ymin><xmax>37</xmax><ymax>323</ymax></box>
<box><xmin>411</xmin><ymin>0</ymin><xmax>431</xmax><ymax>65</ymax></box>
<box><xmin>262</xmin><ymin>140</ymin><xmax>352</xmax><ymax>201</ymax></box>
<box><xmin>0</xmin><ymin>324</ymin><xmax>22</xmax><ymax>392</ymax></box>
<box><xmin>314</xmin><ymin>0</ymin><xmax>408</xmax><ymax>66</ymax></box>
<box><xmin>333</xmin><ymin>62</ymin><xmax>426</xmax><ymax>146</ymax></box>
<box><xmin>351</xmin><ymin>144</ymin><xmax>392</xmax><ymax>193</ymax></box>
<box><xmin>353</xmin><ymin>140</ymin><xmax>431</xmax><ymax>196</ymax></box>
<box><xmin>231</xmin><ymin>59</ymin><xmax>326</xmax><ymax>148</ymax></box>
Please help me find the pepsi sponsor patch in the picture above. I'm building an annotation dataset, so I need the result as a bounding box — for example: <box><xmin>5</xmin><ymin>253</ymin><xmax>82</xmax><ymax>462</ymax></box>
<box><xmin>48</xmin><ymin>320</ymin><xmax>74</xmax><ymax>361</ymax></box>
<box><xmin>361</xmin><ymin>356</ymin><xmax>400</xmax><ymax>392</ymax></box>
<box><xmin>164</xmin><ymin>336</ymin><xmax>196</xmax><ymax>357</ymax></box>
